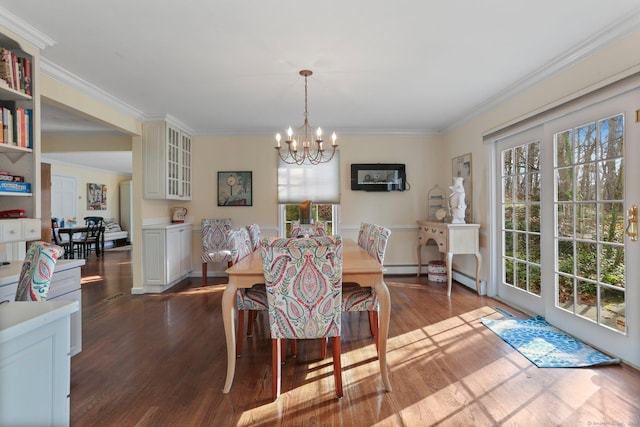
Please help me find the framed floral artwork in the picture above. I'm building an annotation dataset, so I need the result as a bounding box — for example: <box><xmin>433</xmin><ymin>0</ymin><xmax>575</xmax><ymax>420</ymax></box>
<box><xmin>218</xmin><ymin>171</ymin><xmax>252</xmax><ymax>206</ymax></box>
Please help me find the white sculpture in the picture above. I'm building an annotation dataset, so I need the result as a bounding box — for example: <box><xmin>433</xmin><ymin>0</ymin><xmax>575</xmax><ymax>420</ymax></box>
<box><xmin>449</xmin><ymin>176</ymin><xmax>466</xmax><ymax>224</ymax></box>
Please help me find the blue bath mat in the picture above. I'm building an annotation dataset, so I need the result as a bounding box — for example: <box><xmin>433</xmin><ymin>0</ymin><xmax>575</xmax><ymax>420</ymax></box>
<box><xmin>481</xmin><ymin>315</ymin><xmax>620</xmax><ymax>368</ymax></box>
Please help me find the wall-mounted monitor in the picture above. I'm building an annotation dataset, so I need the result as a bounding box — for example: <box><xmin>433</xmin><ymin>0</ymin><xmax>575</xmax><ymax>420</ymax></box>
<box><xmin>350</xmin><ymin>163</ymin><xmax>406</xmax><ymax>191</ymax></box>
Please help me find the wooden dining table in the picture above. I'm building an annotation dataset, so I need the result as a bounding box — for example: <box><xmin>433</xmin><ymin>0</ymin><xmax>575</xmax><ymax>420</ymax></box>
<box><xmin>221</xmin><ymin>238</ymin><xmax>392</xmax><ymax>393</ymax></box>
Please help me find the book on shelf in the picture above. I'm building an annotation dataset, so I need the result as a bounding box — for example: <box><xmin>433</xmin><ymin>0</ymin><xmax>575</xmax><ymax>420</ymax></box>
<box><xmin>0</xmin><ymin>102</ymin><xmax>32</xmax><ymax>148</ymax></box>
<box><xmin>0</xmin><ymin>48</ymin><xmax>32</xmax><ymax>95</ymax></box>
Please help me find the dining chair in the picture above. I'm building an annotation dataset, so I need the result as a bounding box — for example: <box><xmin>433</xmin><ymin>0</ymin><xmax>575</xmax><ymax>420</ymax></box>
<box><xmin>226</xmin><ymin>227</ymin><xmax>268</xmax><ymax>357</ymax></box>
<box><xmin>51</xmin><ymin>218</ymin><xmax>71</xmax><ymax>257</ymax></box>
<box><xmin>84</xmin><ymin>216</ymin><xmax>106</xmax><ymax>255</ymax></box>
<box><xmin>312</xmin><ymin>221</ymin><xmax>327</xmax><ymax>236</ymax></box>
<box><xmin>260</xmin><ymin>235</ymin><xmax>344</xmax><ymax>400</ymax></box>
<box><xmin>246</xmin><ymin>223</ymin><xmax>261</xmax><ymax>251</ymax></box>
<box><xmin>201</xmin><ymin>218</ymin><xmax>232</xmax><ymax>286</ymax></box>
<box><xmin>342</xmin><ymin>224</ymin><xmax>391</xmax><ymax>351</ymax></box>
<box><xmin>357</xmin><ymin>222</ymin><xmax>374</xmax><ymax>248</ymax></box>
<box><xmin>83</xmin><ymin>223</ymin><xmax>105</xmax><ymax>258</ymax></box>
<box><xmin>290</xmin><ymin>221</ymin><xmax>303</xmax><ymax>238</ymax></box>
<box><xmin>15</xmin><ymin>241</ymin><xmax>65</xmax><ymax>301</ymax></box>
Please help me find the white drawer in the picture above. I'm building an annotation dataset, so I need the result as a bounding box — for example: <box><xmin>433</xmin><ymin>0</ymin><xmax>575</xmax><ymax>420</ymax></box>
<box><xmin>22</xmin><ymin>219</ymin><xmax>41</xmax><ymax>241</ymax></box>
<box><xmin>0</xmin><ymin>219</ymin><xmax>22</xmax><ymax>243</ymax></box>
<box><xmin>48</xmin><ymin>268</ymin><xmax>81</xmax><ymax>299</ymax></box>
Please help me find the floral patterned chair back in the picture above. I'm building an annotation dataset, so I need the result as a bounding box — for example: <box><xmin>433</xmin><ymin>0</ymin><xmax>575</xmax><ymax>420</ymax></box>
<box><xmin>312</xmin><ymin>221</ymin><xmax>327</xmax><ymax>236</ymax></box>
<box><xmin>357</xmin><ymin>222</ymin><xmax>374</xmax><ymax>248</ymax></box>
<box><xmin>226</xmin><ymin>227</ymin><xmax>269</xmax><ymax>357</ymax></box>
<box><xmin>201</xmin><ymin>218</ymin><xmax>232</xmax><ymax>285</ymax></box>
<box><xmin>290</xmin><ymin>221</ymin><xmax>302</xmax><ymax>238</ymax></box>
<box><xmin>365</xmin><ymin>224</ymin><xmax>391</xmax><ymax>264</ymax></box>
<box><xmin>260</xmin><ymin>235</ymin><xmax>344</xmax><ymax>399</ymax></box>
<box><xmin>246</xmin><ymin>224</ymin><xmax>261</xmax><ymax>251</ymax></box>
<box><xmin>343</xmin><ymin>224</ymin><xmax>391</xmax><ymax>353</ymax></box>
<box><xmin>15</xmin><ymin>241</ymin><xmax>65</xmax><ymax>301</ymax></box>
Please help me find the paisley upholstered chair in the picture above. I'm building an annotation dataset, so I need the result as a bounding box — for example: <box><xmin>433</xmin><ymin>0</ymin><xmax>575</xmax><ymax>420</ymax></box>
<box><xmin>15</xmin><ymin>241</ymin><xmax>65</xmax><ymax>301</ymax></box>
<box><xmin>201</xmin><ymin>218</ymin><xmax>232</xmax><ymax>286</ymax></box>
<box><xmin>226</xmin><ymin>227</ymin><xmax>268</xmax><ymax>357</ymax></box>
<box><xmin>260</xmin><ymin>235</ymin><xmax>344</xmax><ymax>400</ymax></box>
<box><xmin>312</xmin><ymin>221</ymin><xmax>327</xmax><ymax>236</ymax></box>
<box><xmin>342</xmin><ymin>224</ymin><xmax>391</xmax><ymax>351</ymax></box>
<box><xmin>246</xmin><ymin>223</ymin><xmax>261</xmax><ymax>251</ymax></box>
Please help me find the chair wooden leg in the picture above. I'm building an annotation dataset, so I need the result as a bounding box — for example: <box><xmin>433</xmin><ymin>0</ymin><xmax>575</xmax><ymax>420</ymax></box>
<box><xmin>247</xmin><ymin>311</ymin><xmax>256</xmax><ymax>337</ymax></box>
<box><xmin>369</xmin><ymin>311</ymin><xmax>379</xmax><ymax>353</ymax></box>
<box><xmin>236</xmin><ymin>310</ymin><xmax>245</xmax><ymax>357</ymax></box>
<box><xmin>281</xmin><ymin>339</ymin><xmax>287</xmax><ymax>363</ymax></box>
<box><xmin>290</xmin><ymin>339</ymin><xmax>297</xmax><ymax>358</ymax></box>
<box><xmin>272</xmin><ymin>338</ymin><xmax>282</xmax><ymax>400</ymax></box>
<box><xmin>320</xmin><ymin>337</ymin><xmax>327</xmax><ymax>359</ymax></box>
<box><xmin>201</xmin><ymin>262</ymin><xmax>207</xmax><ymax>286</ymax></box>
<box><xmin>331</xmin><ymin>336</ymin><xmax>343</xmax><ymax>398</ymax></box>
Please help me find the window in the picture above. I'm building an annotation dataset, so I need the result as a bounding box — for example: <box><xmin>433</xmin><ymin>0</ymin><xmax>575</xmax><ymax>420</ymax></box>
<box><xmin>277</xmin><ymin>152</ymin><xmax>340</xmax><ymax>237</ymax></box>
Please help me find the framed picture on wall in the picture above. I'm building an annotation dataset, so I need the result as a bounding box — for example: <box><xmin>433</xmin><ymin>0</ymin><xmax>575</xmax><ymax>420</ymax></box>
<box><xmin>217</xmin><ymin>171</ymin><xmax>252</xmax><ymax>206</ymax></box>
<box><xmin>87</xmin><ymin>183</ymin><xmax>107</xmax><ymax>210</ymax></box>
<box><xmin>452</xmin><ymin>153</ymin><xmax>472</xmax><ymax>223</ymax></box>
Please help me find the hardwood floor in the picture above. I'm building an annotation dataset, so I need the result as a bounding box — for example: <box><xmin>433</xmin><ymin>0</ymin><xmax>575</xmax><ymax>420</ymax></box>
<box><xmin>71</xmin><ymin>251</ymin><xmax>640</xmax><ymax>426</ymax></box>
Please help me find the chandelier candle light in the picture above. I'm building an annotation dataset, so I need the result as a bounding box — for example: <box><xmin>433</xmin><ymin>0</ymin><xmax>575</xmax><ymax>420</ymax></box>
<box><xmin>275</xmin><ymin>70</ymin><xmax>338</xmax><ymax>165</ymax></box>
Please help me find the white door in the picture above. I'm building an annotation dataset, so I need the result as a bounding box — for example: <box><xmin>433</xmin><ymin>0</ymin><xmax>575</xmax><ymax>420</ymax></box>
<box><xmin>494</xmin><ymin>87</ymin><xmax>640</xmax><ymax>366</ymax></box>
<box><xmin>51</xmin><ymin>174</ymin><xmax>77</xmax><ymax>222</ymax></box>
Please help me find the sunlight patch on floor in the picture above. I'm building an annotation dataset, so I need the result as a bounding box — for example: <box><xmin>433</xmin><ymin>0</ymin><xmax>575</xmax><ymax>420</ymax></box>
<box><xmin>81</xmin><ymin>275</ymin><xmax>103</xmax><ymax>284</ymax></box>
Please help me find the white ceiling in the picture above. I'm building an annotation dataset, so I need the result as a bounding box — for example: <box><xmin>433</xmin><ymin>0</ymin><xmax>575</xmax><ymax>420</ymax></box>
<box><xmin>3</xmin><ymin>1</ymin><xmax>640</xmax><ymax>172</ymax></box>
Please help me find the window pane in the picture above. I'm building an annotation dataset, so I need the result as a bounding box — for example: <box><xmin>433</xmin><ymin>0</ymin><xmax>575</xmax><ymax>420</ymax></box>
<box><xmin>558</xmin><ymin>240</ymin><xmax>574</xmax><ymax>274</ymax></box>
<box><xmin>558</xmin><ymin>274</ymin><xmax>574</xmax><ymax>312</ymax></box>
<box><xmin>529</xmin><ymin>204</ymin><xmax>540</xmax><ymax>233</ymax></box>
<box><xmin>600</xmin><ymin>286</ymin><xmax>625</xmax><ymax>332</ymax></box>
<box><xmin>556</xmin><ymin>167</ymin><xmax>573</xmax><ymax>201</ymax></box>
<box><xmin>556</xmin><ymin>129</ymin><xmax>573</xmax><ymax>166</ymax></box>
<box><xmin>528</xmin><ymin>172</ymin><xmax>540</xmax><ymax>201</ymax></box>
<box><xmin>504</xmin><ymin>230</ymin><xmax>514</xmax><ymax>257</ymax></box>
<box><xmin>599</xmin><ymin>114</ymin><xmax>623</xmax><ymax>160</ymax></box>
<box><xmin>576</xmin><ymin>202</ymin><xmax>596</xmax><ymax>240</ymax></box>
<box><xmin>577</xmin><ymin>279</ymin><xmax>597</xmax><ymax>322</ymax></box>
<box><xmin>528</xmin><ymin>234</ymin><xmax>540</xmax><ymax>264</ymax></box>
<box><xmin>598</xmin><ymin>159</ymin><xmax>623</xmax><ymax>201</ymax></box>
<box><xmin>576</xmin><ymin>164</ymin><xmax>597</xmax><ymax>201</ymax></box>
<box><xmin>575</xmin><ymin>122</ymin><xmax>597</xmax><ymax>163</ymax></box>
<box><xmin>599</xmin><ymin>243</ymin><xmax>624</xmax><ymax>287</ymax></box>
<box><xmin>503</xmin><ymin>204</ymin><xmax>514</xmax><ymax>230</ymax></box>
<box><xmin>599</xmin><ymin>202</ymin><xmax>624</xmax><ymax>243</ymax></box>
<box><xmin>502</xmin><ymin>148</ymin><xmax>513</xmax><ymax>176</ymax></box>
<box><xmin>529</xmin><ymin>264</ymin><xmax>541</xmax><ymax>295</ymax></box>
<box><xmin>576</xmin><ymin>242</ymin><xmax>597</xmax><ymax>281</ymax></box>
<box><xmin>557</xmin><ymin>203</ymin><xmax>574</xmax><ymax>238</ymax></box>
<box><xmin>502</xmin><ymin>176</ymin><xmax>514</xmax><ymax>202</ymax></box>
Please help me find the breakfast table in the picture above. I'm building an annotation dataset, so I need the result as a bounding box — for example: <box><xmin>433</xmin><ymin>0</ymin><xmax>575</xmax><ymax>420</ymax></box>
<box><xmin>221</xmin><ymin>238</ymin><xmax>392</xmax><ymax>393</ymax></box>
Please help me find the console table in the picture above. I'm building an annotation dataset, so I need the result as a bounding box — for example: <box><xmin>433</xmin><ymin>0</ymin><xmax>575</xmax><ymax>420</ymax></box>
<box><xmin>416</xmin><ymin>221</ymin><xmax>481</xmax><ymax>296</ymax></box>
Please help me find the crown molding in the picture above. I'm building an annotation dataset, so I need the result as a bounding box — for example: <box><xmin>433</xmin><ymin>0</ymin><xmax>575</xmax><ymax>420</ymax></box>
<box><xmin>0</xmin><ymin>6</ymin><xmax>55</xmax><ymax>50</ymax></box>
<box><xmin>41</xmin><ymin>58</ymin><xmax>146</xmax><ymax>122</ymax></box>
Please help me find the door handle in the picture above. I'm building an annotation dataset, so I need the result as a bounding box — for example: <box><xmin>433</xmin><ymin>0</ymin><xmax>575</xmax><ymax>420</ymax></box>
<box><xmin>626</xmin><ymin>205</ymin><xmax>638</xmax><ymax>242</ymax></box>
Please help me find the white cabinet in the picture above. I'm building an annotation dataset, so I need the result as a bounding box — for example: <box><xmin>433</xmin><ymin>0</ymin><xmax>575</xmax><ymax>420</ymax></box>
<box><xmin>142</xmin><ymin>223</ymin><xmax>192</xmax><ymax>293</ymax></box>
<box><xmin>0</xmin><ymin>30</ymin><xmax>41</xmax><ymax>224</ymax></box>
<box><xmin>0</xmin><ymin>259</ymin><xmax>84</xmax><ymax>356</ymax></box>
<box><xmin>0</xmin><ymin>218</ymin><xmax>40</xmax><ymax>243</ymax></box>
<box><xmin>0</xmin><ymin>300</ymin><xmax>78</xmax><ymax>427</ymax></box>
<box><xmin>143</xmin><ymin>120</ymin><xmax>192</xmax><ymax>200</ymax></box>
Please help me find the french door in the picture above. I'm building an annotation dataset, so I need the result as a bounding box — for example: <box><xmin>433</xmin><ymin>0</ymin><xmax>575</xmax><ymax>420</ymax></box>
<box><xmin>495</xmin><ymin>87</ymin><xmax>640</xmax><ymax>365</ymax></box>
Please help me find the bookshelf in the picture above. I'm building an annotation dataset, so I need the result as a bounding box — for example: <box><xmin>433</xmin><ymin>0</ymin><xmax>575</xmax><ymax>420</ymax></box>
<box><xmin>0</xmin><ymin>28</ymin><xmax>41</xmax><ymax>243</ymax></box>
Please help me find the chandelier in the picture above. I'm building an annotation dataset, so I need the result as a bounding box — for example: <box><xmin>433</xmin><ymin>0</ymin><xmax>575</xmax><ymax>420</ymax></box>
<box><xmin>275</xmin><ymin>70</ymin><xmax>338</xmax><ymax>165</ymax></box>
